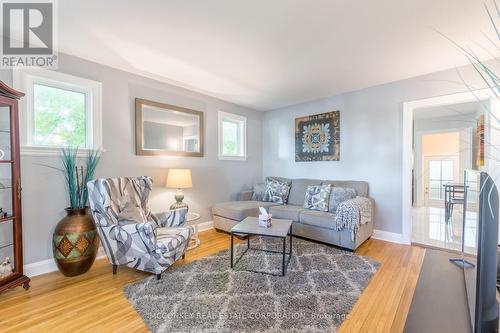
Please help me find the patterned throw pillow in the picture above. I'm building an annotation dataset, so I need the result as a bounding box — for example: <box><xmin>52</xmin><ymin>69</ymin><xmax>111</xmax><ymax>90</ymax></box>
<box><xmin>251</xmin><ymin>182</ymin><xmax>267</xmax><ymax>201</ymax></box>
<box><xmin>262</xmin><ymin>180</ymin><xmax>290</xmax><ymax>204</ymax></box>
<box><xmin>328</xmin><ymin>187</ymin><xmax>357</xmax><ymax>213</ymax></box>
<box><xmin>303</xmin><ymin>184</ymin><xmax>332</xmax><ymax>212</ymax></box>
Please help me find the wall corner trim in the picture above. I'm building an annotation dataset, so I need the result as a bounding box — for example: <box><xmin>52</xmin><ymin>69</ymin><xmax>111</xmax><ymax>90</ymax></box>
<box><xmin>372</xmin><ymin>229</ymin><xmax>410</xmax><ymax>245</ymax></box>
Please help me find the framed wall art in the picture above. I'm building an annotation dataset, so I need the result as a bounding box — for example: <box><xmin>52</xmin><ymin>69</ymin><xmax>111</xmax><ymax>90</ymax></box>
<box><xmin>295</xmin><ymin>111</ymin><xmax>340</xmax><ymax>162</ymax></box>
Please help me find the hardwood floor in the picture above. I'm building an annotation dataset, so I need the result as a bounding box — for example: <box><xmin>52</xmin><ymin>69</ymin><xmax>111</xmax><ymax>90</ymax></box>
<box><xmin>0</xmin><ymin>229</ymin><xmax>425</xmax><ymax>333</ymax></box>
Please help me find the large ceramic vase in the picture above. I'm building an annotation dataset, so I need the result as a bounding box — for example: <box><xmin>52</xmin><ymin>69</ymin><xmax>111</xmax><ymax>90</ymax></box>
<box><xmin>52</xmin><ymin>208</ymin><xmax>99</xmax><ymax>277</ymax></box>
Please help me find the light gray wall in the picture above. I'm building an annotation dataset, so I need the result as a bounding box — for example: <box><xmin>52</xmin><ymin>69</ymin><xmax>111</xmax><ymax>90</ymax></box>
<box><xmin>262</xmin><ymin>62</ymin><xmax>497</xmax><ymax>234</ymax></box>
<box><xmin>1</xmin><ymin>54</ymin><xmax>263</xmax><ymax>265</ymax></box>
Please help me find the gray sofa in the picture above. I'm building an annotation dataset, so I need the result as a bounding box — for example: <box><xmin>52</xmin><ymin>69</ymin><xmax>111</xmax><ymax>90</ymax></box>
<box><xmin>212</xmin><ymin>178</ymin><xmax>374</xmax><ymax>250</ymax></box>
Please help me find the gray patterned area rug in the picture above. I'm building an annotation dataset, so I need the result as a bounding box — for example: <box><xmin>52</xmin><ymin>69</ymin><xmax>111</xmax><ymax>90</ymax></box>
<box><xmin>124</xmin><ymin>237</ymin><xmax>379</xmax><ymax>333</ymax></box>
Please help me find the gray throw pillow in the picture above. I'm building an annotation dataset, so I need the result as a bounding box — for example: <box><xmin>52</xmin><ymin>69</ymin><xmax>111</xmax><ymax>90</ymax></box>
<box><xmin>251</xmin><ymin>182</ymin><xmax>267</xmax><ymax>201</ymax></box>
<box><xmin>266</xmin><ymin>176</ymin><xmax>292</xmax><ymax>187</ymax></box>
<box><xmin>262</xmin><ymin>180</ymin><xmax>290</xmax><ymax>204</ymax></box>
<box><xmin>304</xmin><ymin>184</ymin><xmax>332</xmax><ymax>212</ymax></box>
<box><xmin>118</xmin><ymin>202</ymin><xmax>146</xmax><ymax>224</ymax></box>
<box><xmin>329</xmin><ymin>187</ymin><xmax>357</xmax><ymax>213</ymax></box>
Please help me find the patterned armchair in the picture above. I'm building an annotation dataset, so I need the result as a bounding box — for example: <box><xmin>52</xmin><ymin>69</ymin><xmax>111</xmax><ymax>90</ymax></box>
<box><xmin>87</xmin><ymin>176</ymin><xmax>192</xmax><ymax>279</ymax></box>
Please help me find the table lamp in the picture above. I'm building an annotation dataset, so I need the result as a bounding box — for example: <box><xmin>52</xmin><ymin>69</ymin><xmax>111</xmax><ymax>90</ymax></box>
<box><xmin>166</xmin><ymin>169</ymin><xmax>192</xmax><ymax>210</ymax></box>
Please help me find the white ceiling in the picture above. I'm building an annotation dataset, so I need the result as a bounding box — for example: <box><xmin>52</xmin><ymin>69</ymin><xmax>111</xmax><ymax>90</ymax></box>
<box><xmin>59</xmin><ymin>0</ymin><xmax>496</xmax><ymax>111</ymax></box>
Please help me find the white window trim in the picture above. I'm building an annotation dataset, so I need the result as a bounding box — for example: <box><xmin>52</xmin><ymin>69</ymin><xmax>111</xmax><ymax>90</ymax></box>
<box><xmin>218</xmin><ymin>111</ymin><xmax>247</xmax><ymax>161</ymax></box>
<box><xmin>13</xmin><ymin>68</ymin><xmax>103</xmax><ymax>157</ymax></box>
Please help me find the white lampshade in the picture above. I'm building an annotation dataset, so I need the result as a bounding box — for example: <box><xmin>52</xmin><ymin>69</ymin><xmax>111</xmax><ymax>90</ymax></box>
<box><xmin>166</xmin><ymin>169</ymin><xmax>193</xmax><ymax>189</ymax></box>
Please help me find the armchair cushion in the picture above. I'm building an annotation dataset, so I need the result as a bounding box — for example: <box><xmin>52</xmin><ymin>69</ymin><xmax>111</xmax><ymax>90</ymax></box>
<box><xmin>117</xmin><ymin>202</ymin><xmax>147</xmax><ymax>225</ymax></box>
<box><xmin>149</xmin><ymin>208</ymin><xmax>187</xmax><ymax>228</ymax></box>
<box><xmin>156</xmin><ymin>226</ymin><xmax>192</xmax><ymax>255</ymax></box>
<box><xmin>117</xmin><ymin>221</ymin><xmax>157</xmax><ymax>252</ymax></box>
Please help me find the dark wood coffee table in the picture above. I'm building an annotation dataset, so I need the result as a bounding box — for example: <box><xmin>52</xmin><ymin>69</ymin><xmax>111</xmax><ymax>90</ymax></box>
<box><xmin>230</xmin><ymin>217</ymin><xmax>293</xmax><ymax>276</ymax></box>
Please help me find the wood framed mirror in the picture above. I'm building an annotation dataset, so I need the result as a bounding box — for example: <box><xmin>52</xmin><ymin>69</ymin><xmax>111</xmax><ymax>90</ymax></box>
<box><xmin>135</xmin><ymin>98</ymin><xmax>204</xmax><ymax>157</ymax></box>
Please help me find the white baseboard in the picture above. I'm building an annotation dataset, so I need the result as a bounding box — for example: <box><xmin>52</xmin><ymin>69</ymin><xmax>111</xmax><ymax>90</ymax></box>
<box><xmin>24</xmin><ymin>258</ymin><xmax>58</xmax><ymax>277</ymax></box>
<box><xmin>197</xmin><ymin>220</ymin><xmax>214</xmax><ymax>232</ymax></box>
<box><xmin>372</xmin><ymin>229</ymin><xmax>410</xmax><ymax>245</ymax></box>
<box><xmin>24</xmin><ymin>225</ymin><xmax>402</xmax><ymax>276</ymax></box>
<box><xmin>24</xmin><ymin>254</ymin><xmax>107</xmax><ymax>277</ymax></box>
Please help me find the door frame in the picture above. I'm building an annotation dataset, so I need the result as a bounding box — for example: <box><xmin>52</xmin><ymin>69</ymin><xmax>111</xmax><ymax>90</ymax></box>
<box><xmin>402</xmin><ymin>89</ymin><xmax>500</xmax><ymax>244</ymax></box>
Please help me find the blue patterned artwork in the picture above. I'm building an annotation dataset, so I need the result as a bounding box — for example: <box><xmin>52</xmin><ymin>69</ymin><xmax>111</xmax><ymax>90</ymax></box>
<box><xmin>295</xmin><ymin>111</ymin><xmax>340</xmax><ymax>162</ymax></box>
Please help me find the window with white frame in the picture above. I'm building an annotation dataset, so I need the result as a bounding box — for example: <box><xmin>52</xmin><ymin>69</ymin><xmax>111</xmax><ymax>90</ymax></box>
<box><xmin>218</xmin><ymin>111</ymin><xmax>247</xmax><ymax>160</ymax></box>
<box><xmin>13</xmin><ymin>69</ymin><xmax>102</xmax><ymax>155</ymax></box>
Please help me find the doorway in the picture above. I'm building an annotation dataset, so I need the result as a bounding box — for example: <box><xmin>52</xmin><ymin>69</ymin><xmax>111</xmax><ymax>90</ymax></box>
<box><xmin>411</xmin><ymin>102</ymin><xmax>477</xmax><ymax>250</ymax></box>
<box><xmin>402</xmin><ymin>90</ymin><xmax>499</xmax><ymax>250</ymax></box>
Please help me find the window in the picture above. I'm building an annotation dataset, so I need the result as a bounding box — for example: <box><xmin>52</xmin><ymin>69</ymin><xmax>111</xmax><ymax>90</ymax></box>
<box><xmin>33</xmin><ymin>84</ymin><xmax>86</xmax><ymax>147</ymax></box>
<box><xmin>13</xmin><ymin>69</ymin><xmax>102</xmax><ymax>155</ymax></box>
<box><xmin>427</xmin><ymin>159</ymin><xmax>455</xmax><ymax>201</ymax></box>
<box><xmin>218</xmin><ymin>111</ymin><xmax>247</xmax><ymax>160</ymax></box>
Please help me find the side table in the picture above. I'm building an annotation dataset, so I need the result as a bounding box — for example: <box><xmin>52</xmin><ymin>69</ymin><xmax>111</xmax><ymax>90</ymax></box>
<box><xmin>186</xmin><ymin>212</ymin><xmax>201</xmax><ymax>250</ymax></box>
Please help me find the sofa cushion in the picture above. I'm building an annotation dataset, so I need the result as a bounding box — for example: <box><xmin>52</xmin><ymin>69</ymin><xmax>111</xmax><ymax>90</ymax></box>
<box><xmin>304</xmin><ymin>184</ymin><xmax>332</xmax><ymax>212</ymax></box>
<box><xmin>266</xmin><ymin>176</ymin><xmax>292</xmax><ymax>187</ymax></box>
<box><xmin>328</xmin><ymin>187</ymin><xmax>356</xmax><ymax>213</ymax></box>
<box><xmin>269</xmin><ymin>205</ymin><xmax>305</xmax><ymax>221</ymax></box>
<box><xmin>263</xmin><ymin>179</ymin><xmax>291</xmax><ymax>204</ymax></box>
<box><xmin>321</xmin><ymin>180</ymin><xmax>369</xmax><ymax>197</ymax></box>
<box><xmin>251</xmin><ymin>182</ymin><xmax>266</xmax><ymax>201</ymax></box>
<box><xmin>212</xmin><ymin>201</ymin><xmax>277</xmax><ymax>221</ymax></box>
<box><xmin>288</xmin><ymin>178</ymin><xmax>322</xmax><ymax>206</ymax></box>
<box><xmin>299</xmin><ymin>210</ymin><xmax>336</xmax><ymax>229</ymax></box>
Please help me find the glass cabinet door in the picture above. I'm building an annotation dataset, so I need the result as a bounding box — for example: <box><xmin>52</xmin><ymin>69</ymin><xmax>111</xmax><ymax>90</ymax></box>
<box><xmin>0</xmin><ymin>105</ymin><xmax>13</xmax><ymax>216</ymax></box>
<box><xmin>0</xmin><ymin>105</ymin><xmax>11</xmax><ymax>161</ymax></box>
<box><xmin>0</xmin><ymin>105</ymin><xmax>16</xmax><ymax>281</ymax></box>
<box><xmin>0</xmin><ymin>220</ymin><xmax>14</xmax><ymax>279</ymax></box>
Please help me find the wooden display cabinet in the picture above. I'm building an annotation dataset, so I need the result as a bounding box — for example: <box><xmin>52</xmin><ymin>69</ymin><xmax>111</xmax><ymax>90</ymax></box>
<box><xmin>0</xmin><ymin>81</ymin><xmax>30</xmax><ymax>293</ymax></box>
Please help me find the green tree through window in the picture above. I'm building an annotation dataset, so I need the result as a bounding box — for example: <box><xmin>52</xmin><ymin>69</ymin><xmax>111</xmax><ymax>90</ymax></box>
<box><xmin>218</xmin><ymin>111</ymin><xmax>246</xmax><ymax>159</ymax></box>
<box><xmin>33</xmin><ymin>83</ymin><xmax>86</xmax><ymax>147</ymax></box>
<box><xmin>222</xmin><ymin>120</ymin><xmax>238</xmax><ymax>155</ymax></box>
